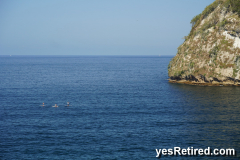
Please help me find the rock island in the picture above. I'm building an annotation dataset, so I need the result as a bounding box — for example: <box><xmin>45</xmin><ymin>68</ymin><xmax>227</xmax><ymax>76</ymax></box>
<box><xmin>168</xmin><ymin>0</ymin><xmax>240</xmax><ymax>86</ymax></box>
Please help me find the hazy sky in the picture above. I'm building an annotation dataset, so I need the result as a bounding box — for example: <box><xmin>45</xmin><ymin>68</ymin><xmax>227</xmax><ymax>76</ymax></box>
<box><xmin>0</xmin><ymin>0</ymin><xmax>214</xmax><ymax>55</ymax></box>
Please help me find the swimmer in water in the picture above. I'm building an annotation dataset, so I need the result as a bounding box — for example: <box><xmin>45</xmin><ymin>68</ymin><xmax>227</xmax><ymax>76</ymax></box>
<box><xmin>43</xmin><ymin>102</ymin><xmax>44</xmax><ymax>106</ymax></box>
<box><xmin>52</xmin><ymin>104</ymin><xmax>58</xmax><ymax>107</ymax></box>
<box><xmin>67</xmin><ymin>102</ymin><xmax>69</xmax><ymax>106</ymax></box>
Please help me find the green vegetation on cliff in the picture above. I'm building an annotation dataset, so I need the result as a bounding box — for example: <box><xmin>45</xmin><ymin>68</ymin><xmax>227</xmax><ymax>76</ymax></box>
<box><xmin>189</xmin><ymin>0</ymin><xmax>240</xmax><ymax>40</ymax></box>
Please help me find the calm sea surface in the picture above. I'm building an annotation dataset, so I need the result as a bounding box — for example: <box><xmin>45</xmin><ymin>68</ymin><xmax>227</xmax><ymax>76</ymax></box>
<box><xmin>0</xmin><ymin>56</ymin><xmax>239</xmax><ymax>160</ymax></box>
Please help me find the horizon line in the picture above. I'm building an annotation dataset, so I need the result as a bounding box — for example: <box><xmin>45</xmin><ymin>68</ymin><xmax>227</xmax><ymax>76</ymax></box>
<box><xmin>0</xmin><ymin>54</ymin><xmax>175</xmax><ymax>56</ymax></box>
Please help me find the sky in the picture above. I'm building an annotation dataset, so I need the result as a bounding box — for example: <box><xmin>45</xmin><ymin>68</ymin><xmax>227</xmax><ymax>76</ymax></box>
<box><xmin>0</xmin><ymin>0</ymin><xmax>215</xmax><ymax>55</ymax></box>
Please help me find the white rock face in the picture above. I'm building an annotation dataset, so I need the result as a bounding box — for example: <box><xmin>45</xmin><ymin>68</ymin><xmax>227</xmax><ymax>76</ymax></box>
<box><xmin>234</xmin><ymin>37</ymin><xmax>240</xmax><ymax>49</ymax></box>
<box><xmin>236</xmin><ymin>71</ymin><xmax>240</xmax><ymax>80</ymax></box>
<box><xmin>222</xmin><ymin>31</ymin><xmax>240</xmax><ymax>48</ymax></box>
<box><xmin>220</xmin><ymin>67</ymin><xmax>233</xmax><ymax>77</ymax></box>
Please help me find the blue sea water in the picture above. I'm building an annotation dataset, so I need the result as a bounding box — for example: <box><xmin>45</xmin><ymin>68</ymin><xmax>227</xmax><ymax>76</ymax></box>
<box><xmin>0</xmin><ymin>56</ymin><xmax>239</xmax><ymax>160</ymax></box>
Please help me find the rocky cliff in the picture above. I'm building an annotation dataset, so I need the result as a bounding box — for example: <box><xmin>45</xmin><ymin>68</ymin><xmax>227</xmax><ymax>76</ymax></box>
<box><xmin>168</xmin><ymin>0</ymin><xmax>240</xmax><ymax>86</ymax></box>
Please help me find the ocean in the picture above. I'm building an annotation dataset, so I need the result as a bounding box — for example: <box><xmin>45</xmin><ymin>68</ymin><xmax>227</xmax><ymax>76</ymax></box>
<box><xmin>0</xmin><ymin>56</ymin><xmax>239</xmax><ymax>159</ymax></box>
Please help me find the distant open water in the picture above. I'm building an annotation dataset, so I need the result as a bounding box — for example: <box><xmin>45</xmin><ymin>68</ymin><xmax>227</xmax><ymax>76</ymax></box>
<box><xmin>0</xmin><ymin>56</ymin><xmax>239</xmax><ymax>160</ymax></box>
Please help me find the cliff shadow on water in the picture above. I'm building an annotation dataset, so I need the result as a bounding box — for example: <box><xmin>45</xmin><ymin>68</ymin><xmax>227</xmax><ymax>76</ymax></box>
<box><xmin>167</xmin><ymin>83</ymin><xmax>240</xmax><ymax>152</ymax></box>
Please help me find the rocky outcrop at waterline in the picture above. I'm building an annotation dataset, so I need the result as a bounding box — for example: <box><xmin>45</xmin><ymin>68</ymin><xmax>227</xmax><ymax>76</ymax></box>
<box><xmin>169</xmin><ymin>75</ymin><xmax>240</xmax><ymax>86</ymax></box>
<box><xmin>168</xmin><ymin>0</ymin><xmax>240</xmax><ymax>86</ymax></box>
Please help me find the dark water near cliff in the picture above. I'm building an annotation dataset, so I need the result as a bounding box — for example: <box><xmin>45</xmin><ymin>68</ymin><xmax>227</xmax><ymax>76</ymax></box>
<box><xmin>0</xmin><ymin>56</ymin><xmax>239</xmax><ymax>160</ymax></box>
